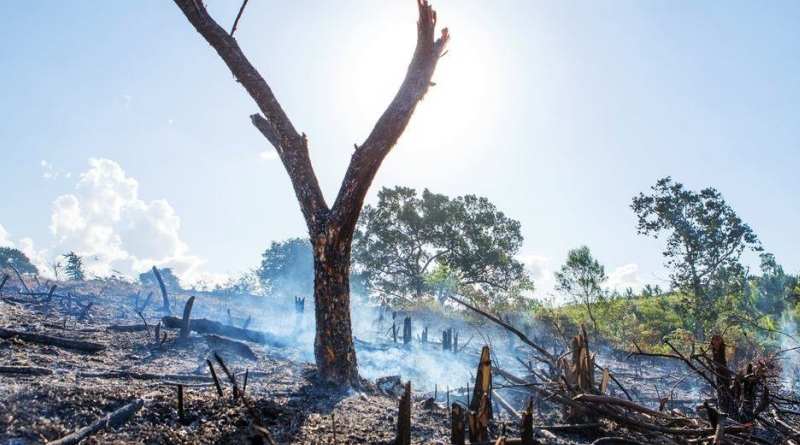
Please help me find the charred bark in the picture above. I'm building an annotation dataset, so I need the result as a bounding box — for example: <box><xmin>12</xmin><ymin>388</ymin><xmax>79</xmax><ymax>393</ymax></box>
<box><xmin>312</xmin><ymin>230</ymin><xmax>359</xmax><ymax>384</ymax></box>
<box><xmin>172</xmin><ymin>0</ymin><xmax>448</xmax><ymax>386</ymax></box>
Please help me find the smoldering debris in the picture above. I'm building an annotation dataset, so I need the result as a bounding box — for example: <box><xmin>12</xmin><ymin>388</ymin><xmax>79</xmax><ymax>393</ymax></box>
<box><xmin>2</xmin><ymin>275</ymin><xmax>800</xmax><ymax>444</ymax></box>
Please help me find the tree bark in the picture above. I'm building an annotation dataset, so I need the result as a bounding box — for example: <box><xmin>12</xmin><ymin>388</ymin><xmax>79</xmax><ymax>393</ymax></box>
<box><xmin>312</xmin><ymin>230</ymin><xmax>359</xmax><ymax>384</ymax></box>
<box><xmin>172</xmin><ymin>0</ymin><xmax>448</xmax><ymax>386</ymax></box>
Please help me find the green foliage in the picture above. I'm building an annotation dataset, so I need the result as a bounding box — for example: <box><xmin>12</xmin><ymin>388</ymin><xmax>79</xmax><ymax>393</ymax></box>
<box><xmin>63</xmin><ymin>251</ymin><xmax>85</xmax><ymax>281</ymax></box>
<box><xmin>0</xmin><ymin>247</ymin><xmax>38</xmax><ymax>274</ymax></box>
<box><xmin>139</xmin><ymin>267</ymin><xmax>182</xmax><ymax>291</ymax></box>
<box><xmin>631</xmin><ymin>177</ymin><xmax>761</xmax><ymax>337</ymax></box>
<box><xmin>554</xmin><ymin>246</ymin><xmax>607</xmax><ymax>331</ymax></box>
<box><xmin>257</xmin><ymin>238</ymin><xmax>313</xmax><ymax>298</ymax></box>
<box><xmin>353</xmin><ymin>186</ymin><xmax>532</xmax><ymax>310</ymax></box>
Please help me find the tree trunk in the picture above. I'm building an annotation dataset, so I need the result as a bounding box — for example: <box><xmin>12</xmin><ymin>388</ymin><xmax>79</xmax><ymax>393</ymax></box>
<box><xmin>585</xmin><ymin>301</ymin><xmax>598</xmax><ymax>332</ymax></box>
<box><xmin>172</xmin><ymin>0</ymin><xmax>448</xmax><ymax>387</ymax></box>
<box><xmin>312</xmin><ymin>232</ymin><xmax>358</xmax><ymax>383</ymax></box>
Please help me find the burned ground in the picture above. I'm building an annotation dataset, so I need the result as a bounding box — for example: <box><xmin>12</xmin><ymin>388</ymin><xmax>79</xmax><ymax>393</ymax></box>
<box><xmin>0</xmin><ymin>290</ymin><xmax>454</xmax><ymax>444</ymax></box>
<box><xmin>1</xmin><ymin>280</ymin><xmax>800</xmax><ymax>444</ymax></box>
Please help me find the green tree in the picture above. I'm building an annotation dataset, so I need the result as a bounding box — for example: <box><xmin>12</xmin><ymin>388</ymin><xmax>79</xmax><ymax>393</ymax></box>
<box><xmin>631</xmin><ymin>177</ymin><xmax>761</xmax><ymax>338</ymax></box>
<box><xmin>353</xmin><ymin>186</ymin><xmax>532</xmax><ymax>309</ymax></box>
<box><xmin>257</xmin><ymin>238</ymin><xmax>314</xmax><ymax>298</ymax></box>
<box><xmin>752</xmin><ymin>252</ymin><xmax>795</xmax><ymax>318</ymax></box>
<box><xmin>554</xmin><ymin>246</ymin><xmax>607</xmax><ymax>331</ymax></box>
<box><xmin>63</xmin><ymin>251</ymin><xmax>86</xmax><ymax>281</ymax></box>
<box><xmin>0</xmin><ymin>247</ymin><xmax>38</xmax><ymax>274</ymax></box>
<box><xmin>139</xmin><ymin>267</ymin><xmax>182</xmax><ymax>291</ymax></box>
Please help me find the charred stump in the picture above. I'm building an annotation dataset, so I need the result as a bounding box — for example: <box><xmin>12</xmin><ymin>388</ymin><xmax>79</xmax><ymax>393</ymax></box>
<box><xmin>451</xmin><ymin>403</ymin><xmax>466</xmax><ymax>445</ymax></box>
<box><xmin>396</xmin><ymin>381</ymin><xmax>412</xmax><ymax>445</ymax></box>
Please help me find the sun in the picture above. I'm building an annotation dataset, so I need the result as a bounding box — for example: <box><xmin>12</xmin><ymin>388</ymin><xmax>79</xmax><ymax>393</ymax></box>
<box><xmin>336</xmin><ymin>9</ymin><xmax>500</xmax><ymax>164</ymax></box>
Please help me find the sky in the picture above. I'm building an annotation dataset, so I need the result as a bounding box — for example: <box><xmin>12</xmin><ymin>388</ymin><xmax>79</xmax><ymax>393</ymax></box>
<box><xmin>0</xmin><ymin>1</ymin><xmax>798</xmax><ymax>296</ymax></box>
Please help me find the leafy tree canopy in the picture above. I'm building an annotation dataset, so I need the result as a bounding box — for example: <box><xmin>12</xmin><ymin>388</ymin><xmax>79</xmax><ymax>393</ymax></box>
<box><xmin>631</xmin><ymin>177</ymin><xmax>761</xmax><ymax>335</ymax></box>
<box><xmin>554</xmin><ymin>246</ymin><xmax>607</xmax><ymax>331</ymax></box>
<box><xmin>353</xmin><ymin>186</ymin><xmax>532</xmax><ymax>309</ymax></box>
<box><xmin>63</xmin><ymin>251</ymin><xmax>86</xmax><ymax>281</ymax></box>
<box><xmin>257</xmin><ymin>238</ymin><xmax>314</xmax><ymax>298</ymax></box>
<box><xmin>0</xmin><ymin>247</ymin><xmax>38</xmax><ymax>275</ymax></box>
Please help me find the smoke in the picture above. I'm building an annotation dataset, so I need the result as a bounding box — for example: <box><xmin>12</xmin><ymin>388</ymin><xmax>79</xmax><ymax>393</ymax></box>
<box><xmin>780</xmin><ymin>313</ymin><xmax>800</xmax><ymax>391</ymax></box>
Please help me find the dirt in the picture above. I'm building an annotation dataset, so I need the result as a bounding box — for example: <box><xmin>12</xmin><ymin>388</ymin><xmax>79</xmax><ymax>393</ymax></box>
<box><xmin>0</xmin><ymin>290</ymin><xmax>456</xmax><ymax>444</ymax></box>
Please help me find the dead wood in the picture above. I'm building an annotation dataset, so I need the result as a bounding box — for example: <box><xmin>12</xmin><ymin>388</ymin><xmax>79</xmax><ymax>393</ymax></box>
<box><xmin>470</xmin><ymin>346</ymin><xmax>493</xmax><ymax>420</ymax></box>
<box><xmin>9</xmin><ymin>264</ymin><xmax>31</xmax><ymax>294</ymax></box>
<box><xmin>0</xmin><ymin>365</ymin><xmax>54</xmax><ymax>376</ymax></box>
<box><xmin>452</xmin><ymin>403</ymin><xmax>466</xmax><ymax>445</ymax></box>
<box><xmin>229</xmin><ymin>0</ymin><xmax>249</xmax><ymax>36</ymax></box>
<box><xmin>213</xmin><ymin>352</ymin><xmax>240</xmax><ymax>399</ymax></box>
<box><xmin>493</xmin><ymin>389</ymin><xmax>520</xmax><ymax>420</ymax></box>
<box><xmin>574</xmin><ymin>394</ymin><xmax>672</xmax><ymax>419</ymax></box>
<box><xmin>468</xmin><ymin>393</ymin><xmax>491</xmax><ymax>443</ymax></box>
<box><xmin>177</xmin><ymin>384</ymin><xmax>185</xmax><ymax>422</ymax></box>
<box><xmin>151</xmin><ymin>266</ymin><xmax>170</xmax><ymax>314</ymax></box>
<box><xmin>0</xmin><ymin>327</ymin><xmax>105</xmax><ymax>352</ymax></box>
<box><xmin>180</xmin><ymin>296</ymin><xmax>196</xmax><ymax>339</ymax></box>
<box><xmin>397</xmin><ymin>381</ymin><xmax>411</xmax><ymax>445</ymax></box>
<box><xmin>449</xmin><ymin>295</ymin><xmax>556</xmax><ymax>367</ymax></box>
<box><xmin>0</xmin><ymin>274</ymin><xmax>8</xmax><ymax>294</ymax></box>
<box><xmin>47</xmin><ymin>398</ymin><xmax>144</xmax><ymax>445</ymax></box>
<box><xmin>162</xmin><ymin>315</ymin><xmax>287</xmax><ymax>347</ymax></box>
<box><xmin>205</xmin><ymin>334</ymin><xmax>258</xmax><ymax>361</ymax></box>
<box><xmin>206</xmin><ymin>359</ymin><xmax>224</xmax><ymax>397</ymax></box>
<box><xmin>591</xmin><ymin>438</ymin><xmax>646</xmax><ymax>445</ymax></box>
<box><xmin>106</xmin><ymin>324</ymin><xmax>149</xmax><ymax>332</ymax></box>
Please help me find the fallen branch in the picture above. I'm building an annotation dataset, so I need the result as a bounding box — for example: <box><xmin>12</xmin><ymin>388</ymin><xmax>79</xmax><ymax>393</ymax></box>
<box><xmin>448</xmin><ymin>295</ymin><xmax>556</xmax><ymax>366</ymax></box>
<box><xmin>47</xmin><ymin>398</ymin><xmax>143</xmax><ymax>445</ymax></box>
<box><xmin>0</xmin><ymin>365</ymin><xmax>54</xmax><ymax>376</ymax></box>
<box><xmin>162</xmin><ymin>316</ymin><xmax>287</xmax><ymax>347</ymax></box>
<box><xmin>0</xmin><ymin>327</ymin><xmax>105</xmax><ymax>352</ymax></box>
<box><xmin>107</xmin><ymin>324</ymin><xmax>149</xmax><ymax>332</ymax></box>
<box><xmin>8</xmin><ymin>264</ymin><xmax>31</xmax><ymax>294</ymax></box>
<box><xmin>205</xmin><ymin>334</ymin><xmax>258</xmax><ymax>361</ymax></box>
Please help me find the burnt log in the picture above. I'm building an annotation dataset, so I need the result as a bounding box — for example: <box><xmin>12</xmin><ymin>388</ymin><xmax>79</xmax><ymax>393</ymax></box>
<box><xmin>205</xmin><ymin>334</ymin><xmax>258</xmax><ymax>361</ymax></box>
<box><xmin>0</xmin><ymin>365</ymin><xmax>54</xmax><ymax>376</ymax></box>
<box><xmin>0</xmin><ymin>327</ymin><xmax>105</xmax><ymax>353</ymax></box>
<box><xmin>107</xmin><ymin>324</ymin><xmax>149</xmax><ymax>332</ymax></box>
<box><xmin>48</xmin><ymin>398</ymin><xmax>144</xmax><ymax>445</ymax></box>
<box><xmin>162</xmin><ymin>316</ymin><xmax>287</xmax><ymax>347</ymax></box>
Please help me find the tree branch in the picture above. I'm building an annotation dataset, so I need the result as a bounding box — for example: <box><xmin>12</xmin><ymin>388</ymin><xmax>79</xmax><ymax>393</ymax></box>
<box><xmin>330</xmin><ymin>0</ymin><xmax>449</xmax><ymax>235</ymax></box>
<box><xmin>173</xmin><ymin>0</ymin><xmax>328</xmax><ymax>230</ymax></box>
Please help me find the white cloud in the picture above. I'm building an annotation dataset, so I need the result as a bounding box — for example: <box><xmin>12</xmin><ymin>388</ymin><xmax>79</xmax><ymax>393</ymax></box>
<box><xmin>17</xmin><ymin>237</ymin><xmax>50</xmax><ymax>275</ymax></box>
<box><xmin>41</xmin><ymin>160</ymin><xmax>71</xmax><ymax>180</ymax></box>
<box><xmin>46</xmin><ymin>158</ymin><xmax>212</xmax><ymax>284</ymax></box>
<box><xmin>0</xmin><ymin>224</ymin><xmax>14</xmax><ymax>248</ymax></box>
<box><xmin>518</xmin><ymin>253</ymin><xmax>556</xmax><ymax>296</ymax></box>
<box><xmin>607</xmin><ymin>263</ymin><xmax>642</xmax><ymax>292</ymax></box>
<box><xmin>259</xmin><ymin>149</ymin><xmax>279</xmax><ymax>161</ymax></box>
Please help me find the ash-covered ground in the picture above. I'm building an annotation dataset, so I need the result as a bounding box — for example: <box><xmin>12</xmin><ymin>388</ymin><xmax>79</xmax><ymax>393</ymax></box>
<box><xmin>0</xmin><ymin>280</ymin><xmax>730</xmax><ymax>444</ymax></box>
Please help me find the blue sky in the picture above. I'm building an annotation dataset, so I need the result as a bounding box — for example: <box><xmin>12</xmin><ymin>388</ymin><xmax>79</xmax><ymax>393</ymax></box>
<box><xmin>1</xmin><ymin>1</ymin><xmax>798</xmax><ymax>294</ymax></box>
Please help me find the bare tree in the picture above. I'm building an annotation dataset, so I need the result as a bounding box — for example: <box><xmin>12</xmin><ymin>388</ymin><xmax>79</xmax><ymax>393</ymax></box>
<box><xmin>172</xmin><ymin>0</ymin><xmax>449</xmax><ymax>385</ymax></box>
